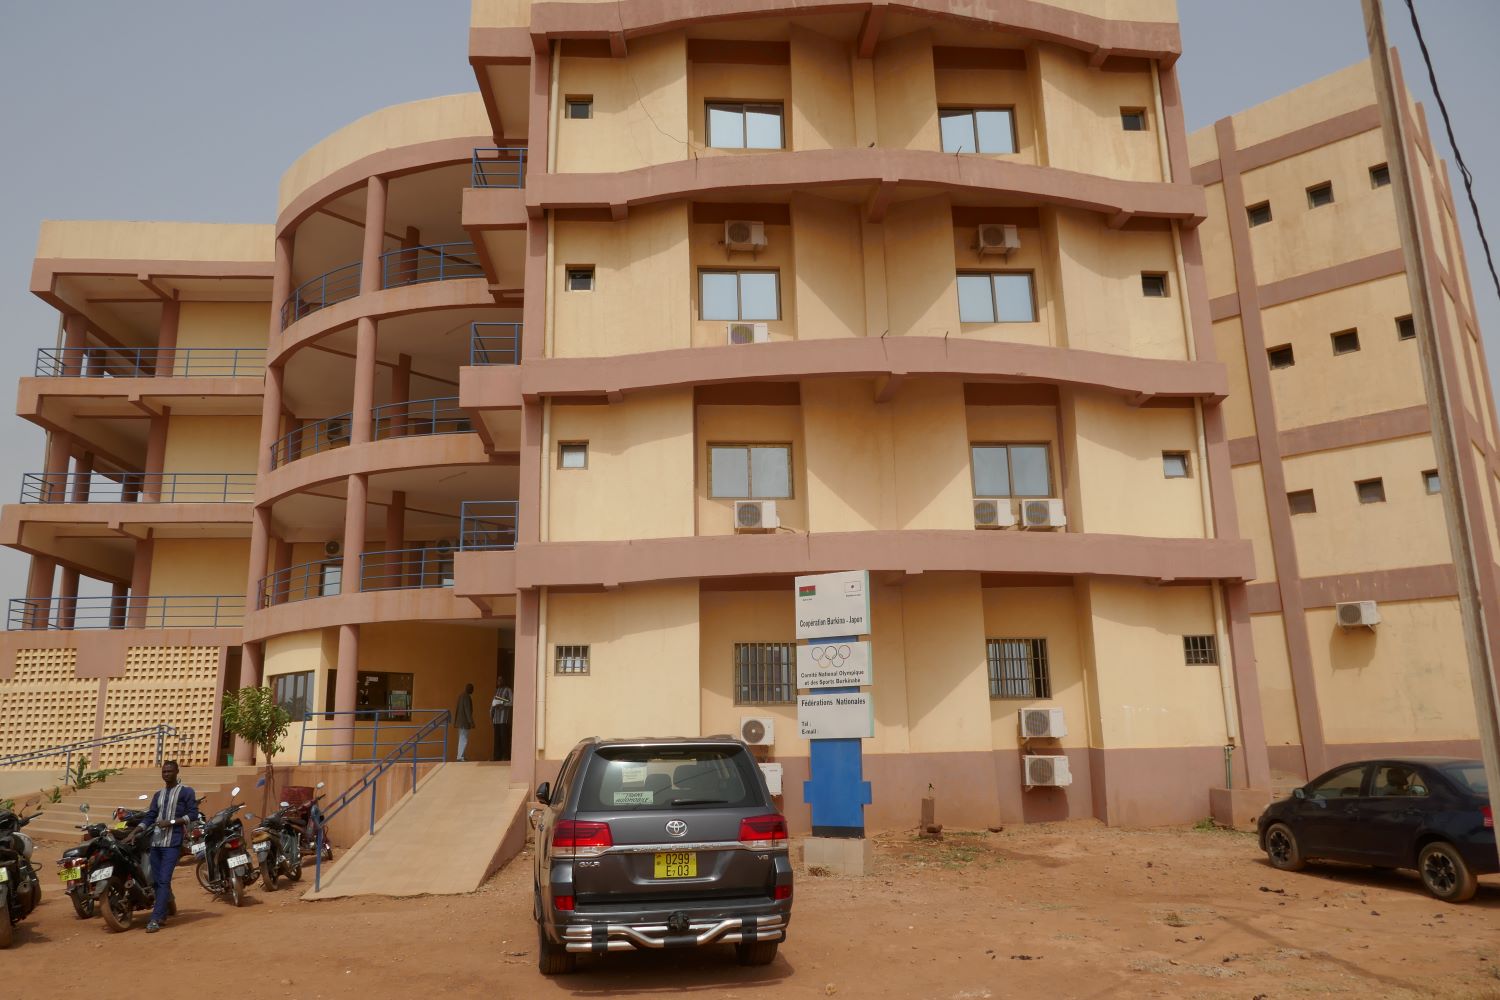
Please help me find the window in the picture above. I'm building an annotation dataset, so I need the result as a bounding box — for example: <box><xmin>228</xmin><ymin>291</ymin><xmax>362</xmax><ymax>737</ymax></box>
<box><xmin>1183</xmin><ymin>635</ymin><xmax>1218</xmax><ymax>665</ymax></box>
<box><xmin>555</xmin><ymin>644</ymin><xmax>590</xmax><ymax>675</ymax></box>
<box><xmin>1247</xmin><ymin>202</ymin><xmax>1273</xmax><ymax>227</ymax></box>
<box><xmin>1306</xmin><ymin>182</ymin><xmax>1335</xmax><ymax>208</ymax></box>
<box><xmin>956</xmin><ymin>272</ymin><xmax>1036</xmax><ymax>323</ymax></box>
<box><xmin>1370</xmin><ymin>163</ymin><xmax>1391</xmax><ymax>188</ymax></box>
<box><xmin>576</xmin><ymin>745</ymin><xmax>761</xmax><ymax>812</ymax></box>
<box><xmin>971</xmin><ymin>443</ymin><xmax>1052</xmax><ymax>498</ymax></box>
<box><xmin>1141</xmin><ymin>273</ymin><xmax>1169</xmax><ymax>298</ymax></box>
<box><xmin>565</xmin><ymin>97</ymin><xmax>593</xmax><ymax>120</ymax></box>
<box><xmin>319</xmin><ymin>560</ymin><xmax>342</xmax><ymax>598</ymax></box>
<box><xmin>566</xmin><ymin>267</ymin><xmax>595</xmax><ymax>291</ymax></box>
<box><xmin>988</xmin><ymin>638</ymin><xmax>1050</xmax><ymax>699</ymax></box>
<box><xmin>706</xmin><ymin>102</ymin><xmax>783</xmax><ymax>149</ymax></box>
<box><xmin>1287</xmin><ymin>489</ymin><xmax>1317</xmax><ymax>515</ymax></box>
<box><xmin>1267</xmin><ymin>344</ymin><xmax>1295</xmax><ymax>369</ymax></box>
<box><xmin>938</xmin><ymin>107</ymin><xmax>1017</xmax><ymax>154</ymax></box>
<box><xmin>1331</xmin><ymin>329</ymin><xmax>1361</xmax><ymax>355</ymax></box>
<box><xmin>1162</xmin><ymin>452</ymin><xmax>1190</xmax><ymax>479</ymax></box>
<box><xmin>699</xmin><ymin>270</ymin><xmax>779</xmax><ymax>321</ymax></box>
<box><xmin>271</xmin><ymin>671</ymin><xmax>313</xmax><ymax>722</ymax></box>
<box><xmin>1305</xmin><ymin>764</ymin><xmax>1367</xmax><ymax>800</ymax></box>
<box><xmin>1356</xmin><ymin>477</ymin><xmax>1386</xmax><ymax>504</ymax></box>
<box><xmin>323</xmin><ymin>670</ymin><xmax>414</xmax><ymax>720</ymax></box>
<box><xmin>1423</xmin><ymin>469</ymin><xmax>1441</xmax><ymax>494</ymax></box>
<box><xmin>558</xmin><ymin>442</ymin><xmax>588</xmax><ymax>469</ymax></box>
<box><xmin>1120</xmin><ymin>108</ymin><xmax>1147</xmax><ymax>131</ymax></box>
<box><xmin>1372</xmin><ymin>764</ymin><xmax>1429</xmax><ymax>798</ymax></box>
<box><xmin>734</xmin><ymin>642</ymin><xmax>795</xmax><ymax>704</ymax></box>
<box><xmin>1396</xmin><ymin>314</ymin><xmax>1416</xmax><ymax>341</ymax></box>
<box><xmin>709</xmin><ymin>444</ymin><xmax>792</xmax><ymax>499</ymax></box>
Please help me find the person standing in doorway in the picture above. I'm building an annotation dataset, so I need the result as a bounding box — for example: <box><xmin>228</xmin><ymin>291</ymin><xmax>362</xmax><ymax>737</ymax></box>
<box><xmin>490</xmin><ymin>680</ymin><xmax>512</xmax><ymax>762</ymax></box>
<box><xmin>141</xmin><ymin>760</ymin><xmax>199</xmax><ymax>934</ymax></box>
<box><xmin>455</xmin><ymin>683</ymin><xmax>475</xmax><ymax>761</ymax></box>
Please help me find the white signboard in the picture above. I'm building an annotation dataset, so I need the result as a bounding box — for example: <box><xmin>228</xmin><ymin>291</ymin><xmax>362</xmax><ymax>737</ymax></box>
<box><xmin>796</xmin><ymin>641</ymin><xmax>873</xmax><ymax>689</ymax></box>
<box><xmin>797</xmin><ymin>692</ymin><xmax>875</xmax><ymax>739</ymax></box>
<box><xmin>794</xmin><ymin>570</ymin><xmax>871</xmax><ymax>640</ymax></box>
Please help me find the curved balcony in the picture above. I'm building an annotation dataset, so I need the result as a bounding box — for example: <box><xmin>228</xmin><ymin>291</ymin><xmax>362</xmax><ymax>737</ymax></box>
<box><xmin>20</xmin><ymin>472</ymin><xmax>256</xmax><ymax>505</ymax></box>
<box><xmin>279</xmin><ymin>243</ymin><xmax>484</xmax><ymax>331</ymax></box>
<box><xmin>359</xmin><ymin>548</ymin><xmax>454</xmax><ymax>592</ymax></box>
<box><xmin>35</xmin><ymin>346</ymin><xmax>266</xmax><ymax>379</ymax></box>
<box><xmin>271</xmin><ymin>412</ymin><xmax>353</xmax><ymax>469</ymax></box>
<box><xmin>261</xmin><ymin>560</ymin><xmax>341</xmax><ymax>608</ymax></box>
<box><xmin>281</xmin><ymin>262</ymin><xmax>362</xmax><ymax>329</ymax></box>
<box><xmin>271</xmin><ymin>398</ymin><xmax>475</xmax><ymax>470</ymax></box>
<box><xmin>7</xmin><ymin>595</ymin><xmax>245</xmax><ymax>631</ymax></box>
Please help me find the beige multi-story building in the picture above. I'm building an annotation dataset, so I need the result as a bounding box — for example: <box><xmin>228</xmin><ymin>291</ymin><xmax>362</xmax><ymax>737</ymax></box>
<box><xmin>0</xmin><ymin>1</ymin><xmax>1490</xmax><ymax>835</ymax></box>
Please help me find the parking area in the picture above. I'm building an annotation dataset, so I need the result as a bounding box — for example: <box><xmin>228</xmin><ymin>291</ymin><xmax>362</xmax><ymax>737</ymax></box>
<box><xmin>7</xmin><ymin>821</ymin><xmax>1499</xmax><ymax>999</ymax></box>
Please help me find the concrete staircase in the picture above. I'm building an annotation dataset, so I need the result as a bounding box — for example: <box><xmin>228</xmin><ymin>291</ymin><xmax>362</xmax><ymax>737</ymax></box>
<box><xmin>304</xmin><ymin>762</ymin><xmax>525</xmax><ymax>900</ymax></box>
<box><xmin>22</xmin><ymin>766</ymin><xmax>262</xmax><ymax>842</ymax></box>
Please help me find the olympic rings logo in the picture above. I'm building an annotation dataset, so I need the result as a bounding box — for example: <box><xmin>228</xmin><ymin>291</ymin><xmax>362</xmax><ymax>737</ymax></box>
<box><xmin>809</xmin><ymin>644</ymin><xmax>854</xmax><ymax>668</ymax></box>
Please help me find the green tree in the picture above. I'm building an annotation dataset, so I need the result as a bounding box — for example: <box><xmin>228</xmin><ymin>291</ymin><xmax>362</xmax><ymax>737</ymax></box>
<box><xmin>220</xmin><ymin>686</ymin><xmax>291</xmax><ymax>779</ymax></box>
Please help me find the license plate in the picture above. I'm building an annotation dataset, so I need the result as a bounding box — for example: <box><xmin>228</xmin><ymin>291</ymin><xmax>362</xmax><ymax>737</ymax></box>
<box><xmin>0</xmin><ymin>868</ymin><xmax>8</xmax><ymax>884</ymax></box>
<box><xmin>190</xmin><ymin>842</ymin><xmax>206</xmax><ymax>858</ymax></box>
<box><xmin>653</xmin><ymin>852</ymin><xmax>697</xmax><ymax>878</ymax></box>
<box><xmin>59</xmin><ymin>867</ymin><xmax>83</xmax><ymax>883</ymax></box>
<box><xmin>252</xmin><ymin>841</ymin><xmax>270</xmax><ymax>855</ymax></box>
<box><xmin>90</xmin><ymin>866</ymin><xmax>113</xmax><ymax>883</ymax></box>
<box><xmin>227</xmin><ymin>854</ymin><xmax>250</xmax><ymax>870</ymax></box>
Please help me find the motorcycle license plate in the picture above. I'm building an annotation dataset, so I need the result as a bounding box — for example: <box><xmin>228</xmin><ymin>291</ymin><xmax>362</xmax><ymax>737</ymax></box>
<box><xmin>227</xmin><ymin>854</ymin><xmax>250</xmax><ymax>870</ymax></box>
<box><xmin>252</xmin><ymin>841</ymin><xmax>270</xmax><ymax>855</ymax></box>
<box><xmin>90</xmin><ymin>866</ymin><xmax>114</xmax><ymax>883</ymax></box>
<box><xmin>653</xmin><ymin>852</ymin><xmax>697</xmax><ymax>878</ymax></box>
<box><xmin>58</xmin><ymin>866</ymin><xmax>83</xmax><ymax>883</ymax></box>
<box><xmin>190</xmin><ymin>841</ymin><xmax>206</xmax><ymax>858</ymax></box>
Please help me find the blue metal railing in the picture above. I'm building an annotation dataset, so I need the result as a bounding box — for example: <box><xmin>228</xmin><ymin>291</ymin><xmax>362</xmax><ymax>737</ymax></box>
<box><xmin>469</xmin><ymin>322</ymin><xmax>522</xmax><ymax>366</ymax></box>
<box><xmin>20</xmin><ymin>472</ymin><xmax>256</xmax><ymax>504</ymax></box>
<box><xmin>380</xmin><ymin>241</ymin><xmax>484</xmax><ymax>289</ymax></box>
<box><xmin>0</xmin><ymin>724</ymin><xmax>184</xmax><ymax>777</ymax></box>
<box><xmin>304</xmin><ymin>709</ymin><xmax>451</xmax><ymax>892</ymax></box>
<box><xmin>260</xmin><ymin>559</ymin><xmax>341</xmax><ymax>607</ymax></box>
<box><xmin>372</xmin><ymin>396</ymin><xmax>472</xmax><ymax>439</ymax></box>
<box><xmin>7</xmin><ymin>595</ymin><xmax>245</xmax><ymax>631</ymax></box>
<box><xmin>459</xmin><ymin>500</ymin><xmax>520</xmax><ymax>551</ymax></box>
<box><xmin>471</xmin><ymin>147</ymin><xmax>527</xmax><ymax>188</ymax></box>
<box><xmin>358</xmin><ymin>548</ymin><xmax>454</xmax><ymax>592</ymax></box>
<box><xmin>269</xmin><ymin>411</ymin><xmax>353</xmax><ymax>469</ymax></box>
<box><xmin>280</xmin><ymin>261</ymin><xmax>362</xmax><ymax>329</ymax></box>
<box><xmin>35</xmin><ymin>346</ymin><xmax>266</xmax><ymax>378</ymax></box>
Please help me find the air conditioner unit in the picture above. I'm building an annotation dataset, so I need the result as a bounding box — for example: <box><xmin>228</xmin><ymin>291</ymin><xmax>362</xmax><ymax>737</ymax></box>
<box><xmin>734</xmin><ymin>500</ymin><xmax>779</xmax><ymax>533</ymax></box>
<box><xmin>740</xmin><ymin>716</ymin><xmax>776</xmax><ymax>746</ymax></box>
<box><xmin>727</xmin><ymin>322</ymin><xmax>770</xmax><ymax>346</ymax></box>
<box><xmin>1023</xmin><ymin>754</ymin><xmax>1072</xmax><ymax>788</ymax></box>
<box><xmin>973</xmin><ymin>497</ymin><xmax>1016</xmax><ymax>530</ymax></box>
<box><xmin>323</xmin><ymin>540</ymin><xmax>343</xmax><ymax>558</ymax></box>
<box><xmin>433</xmin><ymin>538</ymin><xmax>457</xmax><ymax>554</ymax></box>
<box><xmin>724</xmin><ymin>220</ymin><xmax>767</xmax><ymax>251</ymax></box>
<box><xmin>1020</xmin><ymin>498</ymin><xmax>1066</xmax><ymax>530</ymax></box>
<box><xmin>325</xmin><ymin>417</ymin><xmax>351</xmax><ymax>444</ymax></box>
<box><xmin>976</xmin><ymin>223</ymin><xmax>1021</xmax><ymax>256</ymax></box>
<box><xmin>1018</xmin><ymin>708</ymin><xmax>1067</xmax><ymax>740</ymax></box>
<box><xmin>1336</xmin><ymin>600</ymin><xmax>1381</xmax><ymax>629</ymax></box>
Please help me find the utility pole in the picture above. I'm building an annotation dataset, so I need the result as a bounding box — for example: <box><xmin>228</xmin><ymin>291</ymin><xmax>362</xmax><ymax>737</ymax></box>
<box><xmin>1363</xmin><ymin>0</ymin><xmax>1500</xmax><ymax>825</ymax></box>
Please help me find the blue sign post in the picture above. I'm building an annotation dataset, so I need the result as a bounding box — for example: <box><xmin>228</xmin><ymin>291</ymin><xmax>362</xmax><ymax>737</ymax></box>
<box><xmin>802</xmin><ymin>637</ymin><xmax>872</xmax><ymax>838</ymax></box>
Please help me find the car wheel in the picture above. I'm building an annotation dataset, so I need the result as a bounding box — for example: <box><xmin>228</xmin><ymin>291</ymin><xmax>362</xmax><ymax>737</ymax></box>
<box><xmin>735</xmin><ymin>941</ymin><xmax>779</xmax><ymax>966</ymax></box>
<box><xmin>536</xmin><ymin>921</ymin><xmax>577</xmax><ymax>975</ymax></box>
<box><xmin>1418</xmin><ymin>841</ymin><xmax>1478</xmax><ymax>903</ymax></box>
<box><xmin>1264</xmin><ymin>822</ymin><xmax>1305</xmax><ymax>872</ymax></box>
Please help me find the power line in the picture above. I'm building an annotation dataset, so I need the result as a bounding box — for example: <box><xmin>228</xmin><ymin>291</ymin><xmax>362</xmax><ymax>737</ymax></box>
<box><xmin>1403</xmin><ymin>0</ymin><xmax>1500</xmax><ymax>305</ymax></box>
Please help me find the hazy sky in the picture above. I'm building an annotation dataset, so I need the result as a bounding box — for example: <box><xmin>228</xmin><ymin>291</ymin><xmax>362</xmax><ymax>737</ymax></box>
<box><xmin>0</xmin><ymin>1</ymin><xmax>1495</xmax><ymax>600</ymax></box>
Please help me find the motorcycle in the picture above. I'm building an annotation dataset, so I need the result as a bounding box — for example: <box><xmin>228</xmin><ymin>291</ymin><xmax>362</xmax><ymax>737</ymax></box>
<box><xmin>252</xmin><ymin>781</ymin><xmax>327</xmax><ymax>891</ymax></box>
<box><xmin>0</xmin><ymin>807</ymin><xmax>42</xmax><ymax>948</ymax></box>
<box><xmin>56</xmin><ymin>802</ymin><xmax>148</xmax><ymax>920</ymax></box>
<box><xmin>91</xmin><ymin>817</ymin><xmax>178</xmax><ymax>933</ymax></box>
<box><xmin>187</xmin><ymin>785</ymin><xmax>256</xmax><ymax>907</ymax></box>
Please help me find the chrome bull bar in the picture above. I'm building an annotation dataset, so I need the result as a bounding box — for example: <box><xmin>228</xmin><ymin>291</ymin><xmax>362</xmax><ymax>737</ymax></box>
<box><xmin>562</xmin><ymin>913</ymin><xmax>787</xmax><ymax>953</ymax></box>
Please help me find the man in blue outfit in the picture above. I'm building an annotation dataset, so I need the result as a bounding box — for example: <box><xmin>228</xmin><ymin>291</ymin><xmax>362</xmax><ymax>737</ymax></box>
<box><xmin>141</xmin><ymin>760</ymin><xmax>198</xmax><ymax>933</ymax></box>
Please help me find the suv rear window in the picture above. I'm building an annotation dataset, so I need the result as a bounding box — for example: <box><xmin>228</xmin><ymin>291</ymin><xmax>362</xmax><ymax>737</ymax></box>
<box><xmin>578</xmin><ymin>746</ymin><xmax>762</xmax><ymax>812</ymax></box>
<box><xmin>1440</xmin><ymin>763</ymin><xmax>1489</xmax><ymax>797</ymax></box>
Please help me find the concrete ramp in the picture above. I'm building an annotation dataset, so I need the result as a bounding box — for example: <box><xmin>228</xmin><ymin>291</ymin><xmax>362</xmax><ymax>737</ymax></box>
<box><xmin>304</xmin><ymin>762</ymin><xmax>526</xmax><ymax>900</ymax></box>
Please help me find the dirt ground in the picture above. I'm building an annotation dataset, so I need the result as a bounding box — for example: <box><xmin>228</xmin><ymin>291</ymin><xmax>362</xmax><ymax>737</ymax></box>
<box><xmin>6</xmin><ymin>822</ymin><xmax>1499</xmax><ymax>1000</ymax></box>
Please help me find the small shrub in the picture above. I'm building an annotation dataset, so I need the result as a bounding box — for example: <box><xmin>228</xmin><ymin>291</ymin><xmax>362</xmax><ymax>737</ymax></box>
<box><xmin>0</xmin><ymin>797</ymin><xmax>14</xmax><ymax>812</ymax></box>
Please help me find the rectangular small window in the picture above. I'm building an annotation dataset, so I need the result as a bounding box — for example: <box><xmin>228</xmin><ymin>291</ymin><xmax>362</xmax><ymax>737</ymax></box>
<box><xmin>565</xmin><ymin>97</ymin><xmax>593</xmax><ymax>120</ymax></box>
<box><xmin>1423</xmin><ymin>469</ymin><xmax>1441</xmax><ymax>494</ymax></box>
<box><xmin>987</xmin><ymin>638</ymin><xmax>1050</xmax><ymax>699</ymax></box>
<box><xmin>558</xmin><ymin>442</ymin><xmax>588</xmax><ymax>469</ymax></box>
<box><xmin>1267</xmin><ymin>344</ymin><xmax>1295</xmax><ymax>369</ymax></box>
<box><xmin>566</xmin><ymin>267</ymin><xmax>595</xmax><ymax>291</ymax></box>
<box><xmin>271</xmin><ymin>671</ymin><xmax>313</xmax><ymax>722</ymax></box>
<box><xmin>1331</xmin><ymin>329</ymin><xmax>1361</xmax><ymax>355</ymax></box>
<box><xmin>706</xmin><ymin>102</ymin><xmax>783</xmax><ymax>149</ymax></box>
<box><xmin>699</xmin><ymin>270</ymin><xmax>780</xmax><ymax>321</ymax></box>
<box><xmin>1162</xmin><ymin>452</ymin><xmax>1190</xmax><ymax>478</ymax></box>
<box><xmin>1396</xmin><ymin>315</ymin><xmax>1416</xmax><ymax>341</ymax></box>
<box><xmin>971</xmin><ymin>443</ymin><xmax>1052</xmax><ymax>498</ymax></box>
<box><xmin>1120</xmin><ymin>108</ymin><xmax>1147</xmax><ymax>131</ymax></box>
<box><xmin>1370</xmin><ymin>163</ymin><xmax>1391</xmax><ymax>188</ymax></box>
<box><xmin>1247</xmin><ymin>202</ymin><xmax>1273</xmax><ymax>227</ymax></box>
<box><xmin>1141</xmin><ymin>273</ymin><xmax>1169</xmax><ymax>298</ymax></box>
<box><xmin>957</xmin><ymin>272</ymin><xmax>1036</xmax><ymax>323</ymax></box>
<box><xmin>1288</xmin><ymin>489</ymin><xmax>1317</xmax><ymax>515</ymax></box>
<box><xmin>1183</xmin><ymin>635</ymin><xmax>1219</xmax><ymax>665</ymax></box>
<box><xmin>709</xmin><ymin>444</ymin><xmax>792</xmax><ymax>499</ymax></box>
<box><xmin>1356</xmin><ymin>477</ymin><xmax>1386</xmax><ymax>504</ymax></box>
<box><xmin>938</xmin><ymin>107</ymin><xmax>1017</xmax><ymax>154</ymax></box>
<box><xmin>555</xmin><ymin>644</ymin><xmax>590</xmax><ymax>675</ymax></box>
<box><xmin>734</xmin><ymin>642</ymin><xmax>795</xmax><ymax>704</ymax></box>
<box><xmin>1306</xmin><ymin>182</ymin><xmax>1334</xmax><ymax>208</ymax></box>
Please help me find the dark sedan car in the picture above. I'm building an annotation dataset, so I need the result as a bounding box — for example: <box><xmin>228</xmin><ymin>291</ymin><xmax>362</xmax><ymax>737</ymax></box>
<box><xmin>1259</xmin><ymin>757</ymin><xmax>1495</xmax><ymax>901</ymax></box>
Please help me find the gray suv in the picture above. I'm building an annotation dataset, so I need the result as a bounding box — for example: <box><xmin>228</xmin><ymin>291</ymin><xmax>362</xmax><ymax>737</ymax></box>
<box><xmin>531</xmin><ymin>736</ymin><xmax>793</xmax><ymax>975</ymax></box>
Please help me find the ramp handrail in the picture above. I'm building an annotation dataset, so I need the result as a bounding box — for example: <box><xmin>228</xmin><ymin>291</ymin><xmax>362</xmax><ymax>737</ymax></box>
<box><xmin>0</xmin><ymin>724</ymin><xmax>183</xmax><ymax>779</ymax></box>
<box><xmin>310</xmin><ymin>708</ymin><xmax>451</xmax><ymax>891</ymax></box>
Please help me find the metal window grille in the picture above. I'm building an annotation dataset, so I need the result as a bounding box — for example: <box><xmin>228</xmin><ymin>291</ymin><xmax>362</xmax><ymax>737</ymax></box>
<box><xmin>555</xmin><ymin>644</ymin><xmax>591</xmax><ymax>675</ymax></box>
<box><xmin>987</xmin><ymin>638</ymin><xmax>1050</xmax><ymax>699</ymax></box>
<box><xmin>1183</xmin><ymin>635</ymin><xmax>1219</xmax><ymax>665</ymax></box>
<box><xmin>734</xmin><ymin>642</ymin><xmax>795</xmax><ymax>705</ymax></box>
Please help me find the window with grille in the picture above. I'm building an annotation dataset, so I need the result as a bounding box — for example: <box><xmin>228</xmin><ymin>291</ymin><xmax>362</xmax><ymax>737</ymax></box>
<box><xmin>987</xmin><ymin>638</ymin><xmax>1050</xmax><ymax>699</ymax></box>
<box><xmin>734</xmin><ymin>642</ymin><xmax>795</xmax><ymax>705</ymax></box>
<box><xmin>1183</xmin><ymin>635</ymin><xmax>1218</xmax><ymax>665</ymax></box>
<box><xmin>271</xmin><ymin>670</ymin><xmax>313</xmax><ymax>722</ymax></box>
<box><xmin>555</xmin><ymin>645</ymin><xmax>591</xmax><ymax>675</ymax></box>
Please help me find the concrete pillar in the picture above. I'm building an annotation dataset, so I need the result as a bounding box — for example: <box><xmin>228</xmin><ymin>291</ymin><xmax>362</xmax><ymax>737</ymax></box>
<box><xmin>352</xmin><ymin>319</ymin><xmax>378</xmax><ymax>445</ymax></box>
<box><xmin>155</xmin><ymin>298</ymin><xmax>180</xmax><ymax>376</ymax></box>
<box><xmin>235</xmin><ymin>641</ymin><xmax>264</xmax><ymax>766</ymax></box>
<box><xmin>272</xmin><ymin>232</ymin><xmax>293</xmax><ymax>331</ymax></box>
<box><xmin>42</xmin><ymin>430</ymin><xmax>73</xmax><ymax>503</ymax></box>
<box><xmin>333</xmin><ymin>624</ymin><xmax>361</xmax><ymax>758</ymax></box>
<box><xmin>109</xmin><ymin>581</ymin><xmax>128</xmax><ymax>629</ymax></box>
<box><xmin>342</xmin><ymin>474</ymin><xmax>369</xmax><ymax>594</ymax></box>
<box><xmin>142</xmin><ymin>408</ymin><xmax>170</xmax><ymax>502</ymax></box>
<box><xmin>57</xmin><ymin>568</ymin><xmax>80</xmax><ymax>630</ymax></box>
<box><xmin>246</xmin><ymin>506</ymin><xmax>272</xmax><ymax>609</ymax></box>
<box><xmin>127</xmin><ymin>538</ymin><xmax>154</xmax><ymax>628</ymax></box>
<box><xmin>259</xmin><ymin>371</ymin><xmax>286</xmax><ymax>476</ymax></box>
<box><xmin>386</xmin><ymin>490</ymin><xmax>406</xmax><ymax>584</ymax></box>
<box><xmin>510</xmin><ymin>589</ymin><xmax>540</xmax><ymax>787</ymax></box>
<box><xmin>360</xmin><ymin>175</ymin><xmax>388</xmax><ymax>294</ymax></box>
<box><xmin>24</xmin><ymin>556</ymin><xmax>57</xmax><ymax>629</ymax></box>
<box><xmin>62</xmin><ymin>313</ymin><xmax>88</xmax><ymax>376</ymax></box>
<box><xmin>390</xmin><ymin>354</ymin><xmax>412</xmax><ymax>437</ymax></box>
<box><xmin>70</xmin><ymin>452</ymin><xmax>94</xmax><ymax>502</ymax></box>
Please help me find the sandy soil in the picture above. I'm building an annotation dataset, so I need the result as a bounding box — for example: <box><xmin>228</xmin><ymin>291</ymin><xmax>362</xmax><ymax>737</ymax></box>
<box><xmin>6</xmin><ymin>822</ymin><xmax>1499</xmax><ymax>1000</ymax></box>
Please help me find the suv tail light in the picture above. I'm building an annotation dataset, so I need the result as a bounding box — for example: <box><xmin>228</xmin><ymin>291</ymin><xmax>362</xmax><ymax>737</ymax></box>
<box><xmin>551</xmin><ymin>820</ymin><xmax>613</xmax><ymax>858</ymax></box>
<box><xmin>738</xmin><ymin>814</ymin><xmax>789</xmax><ymax>849</ymax></box>
<box><xmin>773</xmin><ymin>884</ymin><xmax>792</xmax><ymax>900</ymax></box>
<box><xmin>1484</xmin><ymin>805</ymin><xmax>1494</xmax><ymax>830</ymax></box>
<box><xmin>553</xmin><ymin>894</ymin><xmax>576</xmax><ymax>911</ymax></box>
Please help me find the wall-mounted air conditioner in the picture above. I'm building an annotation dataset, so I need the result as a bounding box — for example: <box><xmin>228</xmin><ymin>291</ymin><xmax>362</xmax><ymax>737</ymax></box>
<box><xmin>976</xmin><ymin>223</ymin><xmax>1021</xmax><ymax>256</ymax></box>
<box><xmin>1336</xmin><ymin>600</ymin><xmax>1381</xmax><ymax>629</ymax></box>
<box><xmin>734</xmin><ymin>500</ymin><xmax>779</xmax><ymax>533</ymax></box>
<box><xmin>1023</xmin><ymin>754</ymin><xmax>1072</xmax><ymax>788</ymax></box>
<box><xmin>1019</xmin><ymin>708</ymin><xmax>1067</xmax><ymax>740</ymax></box>
<box><xmin>973</xmin><ymin>497</ymin><xmax>1016</xmax><ymax>529</ymax></box>
<box><xmin>323</xmin><ymin>540</ymin><xmax>343</xmax><ymax>558</ymax></box>
<box><xmin>740</xmin><ymin>716</ymin><xmax>776</xmax><ymax>745</ymax></box>
<box><xmin>325</xmin><ymin>417</ymin><xmax>351</xmax><ymax>444</ymax></box>
<box><xmin>1020</xmin><ymin>498</ymin><xmax>1066</xmax><ymax>530</ymax></box>
<box><xmin>724</xmin><ymin>220</ymin><xmax>767</xmax><ymax>251</ymax></box>
<box><xmin>727</xmin><ymin>322</ymin><xmax>770</xmax><ymax>346</ymax></box>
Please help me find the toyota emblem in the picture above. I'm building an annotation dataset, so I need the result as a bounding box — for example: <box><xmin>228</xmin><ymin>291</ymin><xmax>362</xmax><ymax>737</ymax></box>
<box><xmin>665</xmin><ymin>819</ymin><xmax>688</xmax><ymax>838</ymax></box>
